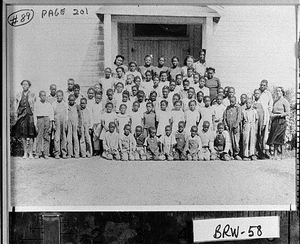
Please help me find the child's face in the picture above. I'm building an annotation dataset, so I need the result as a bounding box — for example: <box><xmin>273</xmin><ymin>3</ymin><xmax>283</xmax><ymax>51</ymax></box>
<box><xmin>87</xmin><ymin>90</ymin><xmax>95</xmax><ymax>99</ymax></box>
<box><xmin>67</xmin><ymin>81</ymin><xmax>74</xmax><ymax>91</ymax></box>
<box><xmin>115</xmin><ymin>57</ymin><xmax>123</xmax><ymax>66</ymax></box>
<box><xmin>160</xmin><ymin>102</ymin><xmax>167</xmax><ymax>111</ymax></box>
<box><xmin>217</xmin><ymin>125</ymin><xmax>224</xmax><ymax>134</ymax></box>
<box><xmin>94</xmin><ymin>85</ymin><xmax>101</xmax><ymax>93</ymax></box>
<box><xmin>145</xmin><ymin>73</ymin><xmax>152</xmax><ymax>81</ymax></box>
<box><xmin>68</xmin><ymin>97</ymin><xmax>75</xmax><ymax>106</ymax></box>
<box><xmin>50</xmin><ymin>86</ymin><xmax>56</xmax><ymax>96</ymax></box>
<box><xmin>116</xmin><ymin>84</ymin><xmax>123</xmax><ymax>93</ymax></box>
<box><xmin>161</xmin><ymin>73</ymin><xmax>167</xmax><ymax>82</ymax></box>
<box><xmin>122</xmin><ymin>94</ymin><xmax>129</xmax><ymax>102</ymax></box>
<box><xmin>135</xmin><ymin>127</ymin><xmax>142</xmax><ymax>136</ymax></box>
<box><xmin>224</xmin><ymin>87</ymin><xmax>229</xmax><ymax>97</ymax></box>
<box><xmin>134</xmin><ymin>78</ymin><xmax>141</xmax><ymax>87</ymax></box>
<box><xmin>153</xmin><ymin>78</ymin><xmax>159</xmax><ymax>86</ymax></box>
<box><xmin>187</xmin><ymin>69</ymin><xmax>193</xmax><ymax>77</ymax></box>
<box><xmin>120</xmin><ymin>105</ymin><xmax>126</xmax><ymax>114</ymax></box>
<box><xmin>189</xmin><ymin>102</ymin><xmax>196</xmax><ymax>111</ymax></box>
<box><xmin>207</xmin><ymin>70</ymin><xmax>214</xmax><ymax>79</ymax></box>
<box><xmin>174</xmin><ymin>102</ymin><xmax>181</xmax><ymax>111</ymax></box>
<box><xmin>172</xmin><ymin>95</ymin><xmax>179</xmax><ymax>104</ymax></box>
<box><xmin>116</xmin><ymin>69</ymin><xmax>123</xmax><ymax>77</ymax></box>
<box><xmin>150</xmin><ymin>93</ymin><xmax>157</xmax><ymax>101</ymax></box>
<box><xmin>217</xmin><ymin>88</ymin><xmax>224</xmax><ymax>95</ymax></box>
<box><xmin>216</xmin><ymin>96</ymin><xmax>223</xmax><ymax>105</ymax></box>
<box><xmin>193</xmin><ymin>75</ymin><xmax>200</xmax><ymax>84</ymax></box>
<box><xmin>39</xmin><ymin>92</ymin><xmax>46</xmax><ymax>102</ymax></box>
<box><xmin>149</xmin><ymin>129</ymin><xmax>156</xmax><ymax>137</ymax></box>
<box><xmin>254</xmin><ymin>90</ymin><xmax>261</xmax><ymax>100</ymax></box>
<box><xmin>74</xmin><ymin>89</ymin><xmax>80</xmax><ymax>97</ymax></box>
<box><xmin>107</xmin><ymin>92</ymin><xmax>113</xmax><ymax>100</ymax></box>
<box><xmin>129</xmin><ymin>63</ymin><xmax>137</xmax><ymax>72</ymax></box>
<box><xmin>144</xmin><ymin>57</ymin><xmax>152</xmax><ymax>66</ymax></box>
<box><xmin>169</xmin><ymin>82</ymin><xmax>176</xmax><ymax>91</ymax></box>
<box><xmin>186</xmin><ymin>58</ymin><xmax>193</xmax><ymax>67</ymax></box>
<box><xmin>178</xmin><ymin>123</ymin><xmax>185</xmax><ymax>132</ymax></box>
<box><xmin>246</xmin><ymin>100</ymin><xmax>252</xmax><ymax>109</ymax></box>
<box><xmin>172</xmin><ymin>58</ymin><xmax>179</xmax><ymax>67</ymax></box>
<box><xmin>95</xmin><ymin>95</ymin><xmax>102</xmax><ymax>104</ymax></box>
<box><xmin>240</xmin><ymin>95</ymin><xmax>247</xmax><ymax>104</ymax></box>
<box><xmin>176</xmin><ymin>76</ymin><xmax>183</xmax><ymax>85</ymax></box>
<box><xmin>124</xmin><ymin>126</ymin><xmax>130</xmax><ymax>136</ymax></box>
<box><xmin>228</xmin><ymin>88</ymin><xmax>235</xmax><ymax>98</ymax></box>
<box><xmin>132</xmin><ymin>102</ymin><xmax>139</xmax><ymax>111</ymax></box>
<box><xmin>204</xmin><ymin>97</ymin><xmax>211</xmax><ymax>107</ymax></box>
<box><xmin>146</xmin><ymin>103</ymin><xmax>153</xmax><ymax>112</ymax></box>
<box><xmin>183</xmin><ymin>81</ymin><xmax>190</xmax><ymax>90</ymax></box>
<box><xmin>57</xmin><ymin>93</ymin><xmax>63</xmax><ymax>102</ymax></box>
<box><xmin>199</xmin><ymin>51</ymin><xmax>205</xmax><ymax>61</ymax></box>
<box><xmin>162</xmin><ymin>89</ymin><xmax>169</xmax><ymax>98</ymax></box>
<box><xmin>230</xmin><ymin>98</ymin><xmax>236</xmax><ymax>107</ymax></box>
<box><xmin>137</xmin><ymin>94</ymin><xmax>144</xmax><ymax>103</ymax></box>
<box><xmin>108</xmin><ymin>123</ymin><xmax>115</xmax><ymax>133</ymax></box>
<box><xmin>197</xmin><ymin>93</ymin><xmax>203</xmax><ymax>102</ymax></box>
<box><xmin>105</xmin><ymin>69</ymin><xmax>111</xmax><ymax>78</ymax></box>
<box><xmin>199</xmin><ymin>79</ymin><xmax>205</xmax><ymax>87</ymax></box>
<box><xmin>191</xmin><ymin>127</ymin><xmax>197</xmax><ymax>137</ymax></box>
<box><xmin>188</xmin><ymin>89</ymin><xmax>194</xmax><ymax>99</ymax></box>
<box><xmin>165</xmin><ymin>127</ymin><xmax>171</xmax><ymax>136</ymax></box>
<box><xmin>158</xmin><ymin>58</ymin><xmax>165</xmax><ymax>66</ymax></box>
<box><xmin>202</xmin><ymin>123</ymin><xmax>210</xmax><ymax>132</ymax></box>
<box><xmin>127</xmin><ymin>76</ymin><xmax>133</xmax><ymax>84</ymax></box>
<box><xmin>80</xmin><ymin>100</ymin><xmax>87</xmax><ymax>109</ymax></box>
<box><xmin>131</xmin><ymin>86</ymin><xmax>138</xmax><ymax>96</ymax></box>
<box><xmin>106</xmin><ymin>104</ymin><xmax>113</xmax><ymax>113</ymax></box>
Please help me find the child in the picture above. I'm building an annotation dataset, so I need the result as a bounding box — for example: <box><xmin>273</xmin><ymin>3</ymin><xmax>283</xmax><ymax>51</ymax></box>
<box><xmin>136</xmin><ymin>90</ymin><xmax>147</xmax><ymax>113</ymax></box>
<box><xmin>142</xmin><ymin>102</ymin><xmax>156</xmax><ymax>137</ymax></box>
<box><xmin>119</xmin><ymin>90</ymin><xmax>132</xmax><ymax>111</ymax></box>
<box><xmin>73</xmin><ymin>84</ymin><xmax>85</xmax><ymax>104</ymax></box>
<box><xmin>125</xmin><ymin>61</ymin><xmax>142</xmax><ymax>80</ymax></box>
<box><xmin>102</xmin><ymin>121</ymin><xmax>120</xmax><ymax>160</ymax></box>
<box><xmin>223</xmin><ymin>96</ymin><xmax>242</xmax><ymax>160</ymax></box>
<box><xmin>159</xmin><ymin>125</ymin><xmax>176</xmax><ymax>161</ymax></box>
<box><xmin>223</xmin><ymin>87</ymin><xmax>235</xmax><ymax>107</ymax></box>
<box><xmin>129</xmin><ymin>101</ymin><xmax>143</xmax><ymax>132</ymax></box>
<box><xmin>148</xmin><ymin>90</ymin><xmax>159</xmax><ymax>112</ymax></box>
<box><xmin>170</xmin><ymin>93</ymin><xmax>181</xmax><ymax>111</ymax></box>
<box><xmin>198</xmin><ymin>96</ymin><xmax>214</xmax><ymax>131</ymax></box>
<box><xmin>150</xmin><ymin>77</ymin><xmax>161</xmax><ymax>99</ymax></box>
<box><xmin>52</xmin><ymin>90</ymin><xmax>68</xmax><ymax>159</ymax></box>
<box><xmin>139</xmin><ymin>55</ymin><xmax>154</xmax><ymax>79</ymax></box>
<box><xmin>133</xmin><ymin>125</ymin><xmax>147</xmax><ymax>160</ymax></box>
<box><xmin>184</xmin><ymin>100</ymin><xmax>200</xmax><ymax>133</ymax></box>
<box><xmin>103</xmin><ymin>88</ymin><xmax>117</xmax><ymax>112</ymax></box>
<box><xmin>119</xmin><ymin>124</ymin><xmax>136</xmax><ymax>161</ymax></box>
<box><xmin>131</xmin><ymin>85</ymin><xmax>139</xmax><ymax>100</ymax></box>
<box><xmin>196</xmin><ymin>76</ymin><xmax>210</xmax><ymax>97</ymax></box>
<box><xmin>168</xmin><ymin>80</ymin><xmax>177</xmax><ymax>100</ymax></box>
<box><xmin>168</xmin><ymin>56</ymin><xmax>184</xmax><ymax>81</ymax></box>
<box><xmin>239</xmin><ymin>94</ymin><xmax>248</xmax><ymax>111</ymax></box>
<box><xmin>186</xmin><ymin>67</ymin><xmax>194</xmax><ymax>84</ymax></box>
<box><xmin>157</xmin><ymin>71</ymin><xmax>169</xmax><ymax>97</ymax></box>
<box><xmin>252</xmin><ymin>89</ymin><xmax>266</xmax><ymax>159</ymax></box>
<box><xmin>241</xmin><ymin>98</ymin><xmax>258</xmax><ymax>161</ymax></box>
<box><xmin>198</xmin><ymin>121</ymin><xmax>214</xmax><ymax>160</ymax></box>
<box><xmin>66</xmin><ymin>78</ymin><xmax>75</xmax><ymax>96</ymax></box>
<box><xmin>184</xmin><ymin>125</ymin><xmax>202</xmax><ymax>161</ymax></box>
<box><xmin>114</xmin><ymin>66</ymin><xmax>126</xmax><ymax>88</ymax></box>
<box><xmin>92</xmin><ymin>92</ymin><xmax>103</xmax><ymax>156</ymax></box>
<box><xmin>144</xmin><ymin>127</ymin><xmax>164</xmax><ymax>160</ymax></box>
<box><xmin>156</xmin><ymin>100</ymin><xmax>171</xmax><ymax>137</ymax></box>
<box><xmin>212</xmin><ymin>94</ymin><xmax>226</xmax><ymax>131</ymax></box>
<box><xmin>100</xmin><ymin>102</ymin><xmax>118</xmax><ymax>142</ymax></box>
<box><xmin>99</xmin><ymin>67</ymin><xmax>114</xmax><ymax>96</ymax></box>
<box><xmin>142</xmin><ymin>70</ymin><xmax>154</xmax><ymax>98</ymax></box>
<box><xmin>190</xmin><ymin>72</ymin><xmax>200</xmax><ymax>91</ymax></box>
<box><xmin>47</xmin><ymin>84</ymin><xmax>57</xmax><ymax>104</ymax></box>
<box><xmin>170</xmin><ymin>100</ymin><xmax>185</xmax><ymax>134</ymax></box>
<box><xmin>34</xmin><ymin>90</ymin><xmax>54</xmax><ymax>159</ymax></box>
<box><xmin>211</xmin><ymin>87</ymin><xmax>225</xmax><ymax>105</ymax></box>
<box><xmin>173</xmin><ymin>121</ymin><xmax>187</xmax><ymax>160</ymax></box>
<box><xmin>211</xmin><ymin>122</ymin><xmax>231</xmax><ymax>161</ymax></box>
<box><xmin>196</xmin><ymin>91</ymin><xmax>205</xmax><ymax>109</ymax></box>
<box><xmin>125</xmin><ymin>74</ymin><xmax>135</xmax><ymax>94</ymax></box>
<box><xmin>175</xmin><ymin>74</ymin><xmax>184</xmax><ymax>91</ymax></box>
<box><xmin>78</xmin><ymin>97</ymin><xmax>93</xmax><ymax>158</ymax></box>
<box><xmin>153</xmin><ymin>56</ymin><xmax>168</xmax><ymax>77</ymax></box>
<box><xmin>66</xmin><ymin>94</ymin><xmax>80</xmax><ymax>158</ymax></box>
<box><xmin>94</xmin><ymin>83</ymin><xmax>101</xmax><ymax>95</ymax></box>
<box><xmin>206</xmin><ymin>67</ymin><xmax>221</xmax><ymax>100</ymax></box>
<box><xmin>179</xmin><ymin>78</ymin><xmax>190</xmax><ymax>99</ymax></box>
<box><xmin>133</xmin><ymin>76</ymin><xmax>142</xmax><ymax>90</ymax></box>
<box><xmin>86</xmin><ymin>87</ymin><xmax>95</xmax><ymax>105</ymax></box>
<box><xmin>182</xmin><ymin>87</ymin><xmax>196</xmax><ymax>112</ymax></box>
<box><xmin>114</xmin><ymin>82</ymin><xmax>125</xmax><ymax>111</ymax></box>
<box><xmin>116</xmin><ymin>104</ymin><xmax>131</xmax><ymax>134</ymax></box>
<box><xmin>157</xmin><ymin>86</ymin><xmax>172</xmax><ymax>111</ymax></box>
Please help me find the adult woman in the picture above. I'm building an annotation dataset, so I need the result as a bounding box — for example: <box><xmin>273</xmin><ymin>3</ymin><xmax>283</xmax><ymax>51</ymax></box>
<box><xmin>267</xmin><ymin>87</ymin><xmax>290</xmax><ymax>159</ymax></box>
<box><xmin>182</xmin><ymin>55</ymin><xmax>195</xmax><ymax>77</ymax></box>
<box><xmin>12</xmin><ymin>80</ymin><xmax>37</xmax><ymax>159</ymax></box>
<box><xmin>193</xmin><ymin>49</ymin><xmax>207</xmax><ymax>76</ymax></box>
<box><xmin>112</xmin><ymin>55</ymin><xmax>128</xmax><ymax>77</ymax></box>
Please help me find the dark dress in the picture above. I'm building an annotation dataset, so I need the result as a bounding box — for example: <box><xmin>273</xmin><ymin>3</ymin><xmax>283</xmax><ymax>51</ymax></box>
<box><xmin>12</xmin><ymin>92</ymin><xmax>36</xmax><ymax>138</ymax></box>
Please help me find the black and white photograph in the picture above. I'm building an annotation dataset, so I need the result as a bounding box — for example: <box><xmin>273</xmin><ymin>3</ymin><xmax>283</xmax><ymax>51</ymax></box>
<box><xmin>4</xmin><ymin>3</ymin><xmax>298</xmax><ymax>211</ymax></box>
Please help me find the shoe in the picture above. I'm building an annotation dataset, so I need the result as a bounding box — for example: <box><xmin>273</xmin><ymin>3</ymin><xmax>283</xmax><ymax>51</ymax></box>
<box><xmin>243</xmin><ymin>157</ymin><xmax>250</xmax><ymax>161</ymax></box>
<box><xmin>74</xmin><ymin>155</ymin><xmax>80</xmax><ymax>159</ymax></box>
<box><xmin>55</xmin><ymin>155</ymin><xmax>60</xmax><ymax>159</ymax></box>
<box><xmin>264</xmin><ymin>153</ymin><xmax>270</xmax><ymax>159</ymax></box>
<box><xmin>235</xmin><ymin>155</ymin><xmax>242</xmax><ymax>160</ymax></box>
<box><xmin>34</xmin><ymin>155</ymin><xmax>40</xmax><ymax>159</ymax></box>
<box><xmin>62</xmin><ymin>155</ymin><xmax>67</xmax><ymax>159</ymax></box>
<box><xmin>82</xmin><ymin>155</ymin><xmax>86</xmax><ymax>158</ymax></box>
<box><xmin>251</xmin><ymin>155</ymin><xmax>257</xmax><ymax>161</ymax></box>
<box><xmin>44</xmin><ymin>155</ymin><xmax>50</xmax><ymax>159</ymax></box>
<box><xmin>66</xmin><ymin>155</ymin><xmax>71</xmax><ymax>159</ymax></box>
<box><xmin>87</xmin><ymin>154</ymin><xmax>91</xmax><ymax>158</ymax></box>
<box><xmin>23</xmin><ymin>154</ymin><xmax>28</xmax><ymax>159</ymax></box>
<box><xmin>29</xmin><ymin>154</ymin><xmax>34</xmax><ymax>159</ymax></box>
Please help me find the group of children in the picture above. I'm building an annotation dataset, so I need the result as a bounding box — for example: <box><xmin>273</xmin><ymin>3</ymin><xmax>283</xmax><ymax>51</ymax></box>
<box><xmin>30</xmin><ymin>54</ymin><xmax>270</xmax><ymax>161</ymax></box>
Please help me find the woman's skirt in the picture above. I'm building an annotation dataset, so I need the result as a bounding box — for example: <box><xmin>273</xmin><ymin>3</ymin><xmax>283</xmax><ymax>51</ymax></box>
<box><xmin>267</xmin><ymin>117</ymin><xmax>287</xmax><ymax>145</ymax></box>
<box><xmin>12</xmin><ymin>113</ymin><xmax>37</xmax><ymax>138</ymax></box>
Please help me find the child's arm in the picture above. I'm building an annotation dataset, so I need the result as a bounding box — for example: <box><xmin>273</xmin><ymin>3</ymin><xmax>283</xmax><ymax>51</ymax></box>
<box><xmin>131</xmin><ymin>134</ymin><xmax>136</xmax><ymax>152</ymax></box>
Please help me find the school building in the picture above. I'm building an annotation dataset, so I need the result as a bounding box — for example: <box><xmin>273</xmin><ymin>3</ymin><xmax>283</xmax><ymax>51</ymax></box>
<box><xmin>8</xmin><ymin>5</ymin><xmax>297</xmax><ymax>97</ymax></box>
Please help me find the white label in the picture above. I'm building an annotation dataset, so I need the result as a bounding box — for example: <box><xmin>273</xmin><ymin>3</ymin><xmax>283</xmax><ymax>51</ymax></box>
<box><xmin>193</xmin><ymin>216</ymin><xmax>280</xmax><ymax>243</ymax></box>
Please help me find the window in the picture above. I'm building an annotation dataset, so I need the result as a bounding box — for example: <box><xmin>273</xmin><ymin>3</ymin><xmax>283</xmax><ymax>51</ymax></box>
<box><xmin>134</xmin><ymin>24</ymin><xmax>188</xmax><ymax>37</ymax></box>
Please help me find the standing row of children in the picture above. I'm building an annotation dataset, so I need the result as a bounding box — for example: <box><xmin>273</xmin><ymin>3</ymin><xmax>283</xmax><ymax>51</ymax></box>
<box><xmin>33</xmin><ymin>52</ymin><xmax>272</xmax><ymax>161</ymax></box>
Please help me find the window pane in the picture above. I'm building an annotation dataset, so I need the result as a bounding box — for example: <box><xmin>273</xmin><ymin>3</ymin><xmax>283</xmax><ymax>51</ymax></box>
<box><xmin>134</xmin><ymin>24</ymin><xmax>187</xmax><ymax>37</ymax></box>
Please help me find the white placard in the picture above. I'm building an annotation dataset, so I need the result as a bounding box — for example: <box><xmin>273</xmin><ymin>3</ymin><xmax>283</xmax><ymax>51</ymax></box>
<box><xmin>193</xmin><ymin>216</ymin><xmax>280</xmax><ymax>243</ymax></box>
